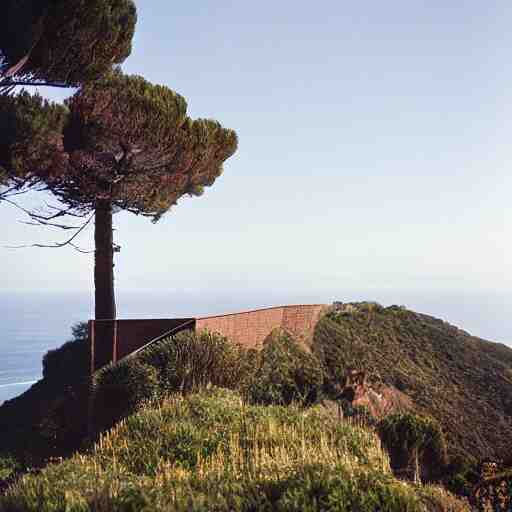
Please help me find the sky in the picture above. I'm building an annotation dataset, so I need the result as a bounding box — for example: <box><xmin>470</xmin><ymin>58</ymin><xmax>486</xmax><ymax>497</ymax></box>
<box><xmin>2</xmin><ymin>1</ymin><xmax>511</xmax><ymax>343</ymax></box>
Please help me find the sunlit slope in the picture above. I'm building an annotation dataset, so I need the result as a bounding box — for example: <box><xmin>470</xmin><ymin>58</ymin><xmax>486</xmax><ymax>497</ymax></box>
<box><xmin>0</xmin><ymin>389</ymin><xmax>467</xmax><ymax>512</ymax></box>
<box><xmin>313</xmin><ymin>303</ymin><xmax>512</xmax><ymax>461</ymax></box>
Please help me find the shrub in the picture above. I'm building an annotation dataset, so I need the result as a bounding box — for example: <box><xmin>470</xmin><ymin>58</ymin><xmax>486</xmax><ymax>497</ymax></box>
<box><xmin>0</xmin><ymin>390</ymin><xmax>469</xmax><ymax>512</ymax></box>
<box><xmin>0</xmin><ymin>455</ymin><xmax>20</xmax><ymax>480</ymax></box>
<box><xmin>246</xmin><ymin>329</ymin><xmax>325</xmax><ymax>406</ymax></box>
<box><xmin>140</xmin><ymin>330</ymin><xmax>251</xmax><ymax>394</ymax></box>
<box><xmin>312</xmin><ymin>314</ymin><xmax>369</xmax><ymax>388</ymax></box>
<box><xmin>92</xmin><ymin>359</ymin><xmax>159</xmax><ymax>432</ymax></box>
<box><xmin>378</xmin><ymin>413</ymin><xmax>448</xmax><ymax>483</ymax></box>
<box><xmin>42</xmin><ymin>322</ymin><xmax>89</xmax><ymax>383</ymax></box>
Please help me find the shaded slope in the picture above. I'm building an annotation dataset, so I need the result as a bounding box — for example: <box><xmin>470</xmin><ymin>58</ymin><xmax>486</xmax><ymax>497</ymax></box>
<box><xmin>313</xmin><ymin>303</ymin><xmax>512</xmax><ymax>462</ymax></box>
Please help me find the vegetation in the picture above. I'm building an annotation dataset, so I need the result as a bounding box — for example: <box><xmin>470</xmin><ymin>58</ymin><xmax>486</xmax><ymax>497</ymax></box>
<box><xmin>0</xmin><ymin>92</ymin><xmax>67</xmax><ymax>192</ymax></box>
<box><xmin>0</xmin><ymin>71</ymin><xmax>239</xmax><ymax>320</ymax></box>
<box><xmin>92</xmin><ymin>329</ymin><xmax>326</xmax><ymax>431</ymax></box>
<box><xmin>0</xmin><ymin>388</ymin><xmax>469</xmax><ymax>512</ymax></box>
<box><xmin>378</xmin><ymin>413</ymin><xmax>447</xmax><ymax>483</ymax></box>
<box><xmin>0</xmin><ymin>457</ymin><xmax>19</xmax><ymax>481</ymax></box>
<box><xmin>247</xmin><ymin>329</ymin><xmax>325</xmax><ymax>406</ymax></box>
<box><xmin>42</xmin><ymin>323</ymin><xmax>89</xmax><ymax>383</ymax></box>
<box><xmin>0</xmin><ymin>0</ymin><xmax>137</xmax><ymax>91</ymax></box>
<box><xmin>313</xmin><ymin>303</ymin><xmax>512</xmax><ymax>463</ymax></box>
<box><xmin>1</xmin><ymin>306</ymin><xmax>511</xmax><ymax>507</ymax></box>
<box><xmin>140</xmin><ymin>330</ymin><xmax>253</xmax><ymax>395</ymax></box>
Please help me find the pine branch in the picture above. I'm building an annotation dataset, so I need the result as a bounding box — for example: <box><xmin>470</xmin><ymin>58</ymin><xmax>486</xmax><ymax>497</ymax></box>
<box><xmin>5</xmin><ymin>213</ymin><xmax>94</xmax><ymax>251</ymax></box>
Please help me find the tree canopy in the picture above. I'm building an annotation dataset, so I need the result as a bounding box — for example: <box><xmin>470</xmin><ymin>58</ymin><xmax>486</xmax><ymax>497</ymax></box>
<box><xmin>0</xmin><ymin>0</ymin><xmax>137</xmax><ymax>90</ymax></box>
<box><xmin>0</xmin><ymin>91</ymin><xmax>67</xmax><ymax>194</ymax></box>
<box><xmin>0</xmin><ymin>71</ymin><xmax>238</xmax><ymax>319</ymax></box>
<box><xmin>54</xmin><ymin>71</ymin><xmax>239</xmax><ymax>220</ymax></box>
<box><xmin>1</xmin><ymin>71</ymin><xmax>238</xmax><ymax>218</ymax></box>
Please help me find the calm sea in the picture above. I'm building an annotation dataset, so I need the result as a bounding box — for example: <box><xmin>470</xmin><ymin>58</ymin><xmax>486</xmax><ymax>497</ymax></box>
<box><xmin>0</xmin><ymin>293</ymin><xmax>92</xmax><ymax>405</ymax></box>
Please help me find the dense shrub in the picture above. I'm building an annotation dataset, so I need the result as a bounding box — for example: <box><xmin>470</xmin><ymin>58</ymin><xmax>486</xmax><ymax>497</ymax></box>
<box><xmin>90</xmin><ymin>330</ymin><xmax>258</xmax><ymax>433</ymax></box>
<box><xmin>42</xmin><ymin>322</ymin><xmax>89</xmax><ymax>383</ymax></box>
<box><xmin>0</xmin><ymin>455</ymin><xmax>20</xmax><ymax>480</ymax></box>
<box><xmin>92</xmin><ymin>359</ymin><xmax>159</xmax><ymax>432</ymax></box>
<box><xmin>442</xmin><ymin>455</ymin><xmax>480</xmax><ymax>498</ymax></box>
<box><xmin>141</xmin><ymin>330</ymin><xmax>252</xmax><ymax>394</ymax></box>
<box><xmin>378</xmin><ymin>413</ymin><xmax>448</xmax><ymax>483</ymax></box>
<box><xmin>246</xmin><ymin>329</ymin><xmax>325</xmax><ymax>406</ymax></box>
<box><xmin>312</xmin><ymin>314</ymin><xmax>368</xmax><ymax>387</ymax></box>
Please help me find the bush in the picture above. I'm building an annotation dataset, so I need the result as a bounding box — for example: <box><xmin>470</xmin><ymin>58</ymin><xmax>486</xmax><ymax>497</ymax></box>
<box><xmin>0</xmin><ymin>390</ymin><xmax>469</xmax><ymax>512</ymax></box>
<box><xmin>140</xmin><ymin>330</ymin><xmax>252</xmax><ymax>394</ymax></box>
<box><xmin>92</xmin><ymin>359</ymin><xmax>159</xmax><ymax>432</ymax></box>
<box><xmin>378</xmin><ymin>413</ymin><xmax>448</xmax><ymax>483</ymax></box>
<box><xmin>0</xmin><ymin>455</ymin><xmax>20</xmax><ymax>480</ymax></box>
<box><xmin>246</xmin><ymin>329</ymin><xmax>325</xmax><ymax>406</ymax></box>
<box><xmin>42</xmin><ymin>322</ymin><xmax>89</xmax><ymax>383</ymax></box>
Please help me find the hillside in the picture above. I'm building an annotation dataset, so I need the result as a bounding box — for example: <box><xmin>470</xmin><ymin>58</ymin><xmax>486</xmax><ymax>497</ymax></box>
<box><xmin>313</xmin><ymin>303</ymin><xmax>512</xmax><ymax>462</ymax></box>
<box><xmin>0</xmin><ymin>388</ymin><xmax>467</xmax><ymax>512</ymax></box>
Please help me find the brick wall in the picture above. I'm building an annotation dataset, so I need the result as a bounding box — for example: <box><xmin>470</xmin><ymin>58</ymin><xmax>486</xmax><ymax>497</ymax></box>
<box><xmin>196</xmin><ymin>304</ymin><xmax>328</xmax><ymax>349</ymax></box>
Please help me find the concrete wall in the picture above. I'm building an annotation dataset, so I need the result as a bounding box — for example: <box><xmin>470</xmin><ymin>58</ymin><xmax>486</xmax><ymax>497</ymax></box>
<box><xmin>196</xmin><ymin>304</ymin><xmax>328</xmax><ymax>349</ymax></box>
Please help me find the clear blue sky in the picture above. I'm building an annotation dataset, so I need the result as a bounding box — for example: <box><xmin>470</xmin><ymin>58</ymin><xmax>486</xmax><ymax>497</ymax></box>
<box><xmin>2</xmin><ymin>1</ymin><xmax>511</xmax><ymax>342</ymax></box>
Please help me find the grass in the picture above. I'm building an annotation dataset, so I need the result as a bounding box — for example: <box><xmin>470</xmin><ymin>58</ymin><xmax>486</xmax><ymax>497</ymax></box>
<box><xmin>0</xmin><ymin>388</ymin><xmax>469</xmax><ymax>512</ymax></box>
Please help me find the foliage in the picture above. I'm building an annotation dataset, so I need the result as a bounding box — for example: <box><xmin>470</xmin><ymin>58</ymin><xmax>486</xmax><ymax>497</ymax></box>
<box><xmin>246</xmin><ymin>329</ymin><xmax>325</xmax><ymax>406</ymax></box>
<box><xmin>42</xmin><ymin>322</ymin><xmax>89</xmax><ymax>383</ymax></box>
<box><xmin>0</xmin><ymin>92</ymin><xmax>67</xmax><ymax>187</ymax></box>
<box><xmin>22</xmin><ymin>69</ymin><xmax>238</xmax><ymax>221</ymax></box>
<box><xmin>0</xmin><ymin>0</ymin><xmax>136</xmax><ymax>86</ymax></box>
<box><xmin>0</xmin><ymin>455</ymin><xmax>20</xmax><ymax>481</ymax></box>
<box><xmin>0</xmin><ymin>389</ymin><xmax>469</xmax><ymax>512</ymax></box>
<box><xmin>312</xmin><ymin>303</ymin><xmax>512</xmax><ymax>462</ymax></box>
<box><xmin>443</xmin><ymin>456</ymin><xmax>480</xmax><ymax>498</ymax></box>
<box><xmin>92</xmin><ymin>359</ymin><xmax>159</xmax><ymax>432</ymax></box>
<box><xmin>341</xmin><ymin>402</ymin><xmax>377</xmax><ymax>427</ymax></box>
<box><xmin>141</xmin><ymin>330</ymin><xmax>252</xmax><ymax>394</ymax></box>
<box><xmin>94</xmin><ymin>328</ymin><xmax>326</xmax><ymax>432</ymax></box>
<box><xmin>378</xmin><ymin>413</ymin><xmax>447</xmax><ymax>482</ymax></box>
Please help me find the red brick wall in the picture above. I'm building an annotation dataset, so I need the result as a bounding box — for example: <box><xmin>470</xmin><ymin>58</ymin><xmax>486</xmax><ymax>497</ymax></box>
<box><xmin>196</xmin><ymin>304</ymin><xmax>328</xmax><ymax>349</ymax></box>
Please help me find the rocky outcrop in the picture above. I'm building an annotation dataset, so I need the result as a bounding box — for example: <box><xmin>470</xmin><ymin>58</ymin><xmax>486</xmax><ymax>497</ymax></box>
<box><xmin>336</xmin><ymin>369</ymin><xmax>413</xmax><ymax>419</ymax></box>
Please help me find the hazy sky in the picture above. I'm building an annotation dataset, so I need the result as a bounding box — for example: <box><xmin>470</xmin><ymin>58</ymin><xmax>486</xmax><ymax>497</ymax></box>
<box><xmin>2</xmin><ymin>1</ymin><xmax>511</xmax><ymax>343</ymax></box>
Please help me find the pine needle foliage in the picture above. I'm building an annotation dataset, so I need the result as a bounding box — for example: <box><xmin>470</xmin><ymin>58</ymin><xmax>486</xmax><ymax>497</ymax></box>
<box><xmin>2</xmin><ymin>70</ymin><xmax>239</xmax><ymax>220</ymax></box>
<box><xmin>0</xmin><ymin>92</ymin><xmax>67</xmax><ymax>186</ymax></box>
<box><xmin>0</xmin><ymin>0</ymin><xmax>136</xmax><ymax>86</ymax></box>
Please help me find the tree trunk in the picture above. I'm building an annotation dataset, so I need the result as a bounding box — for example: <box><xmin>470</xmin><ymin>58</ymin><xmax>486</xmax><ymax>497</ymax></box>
<box><xmin>94</xmin><ymin>199</ymin><xmax>116</xmax><ymax>320</ymax></box>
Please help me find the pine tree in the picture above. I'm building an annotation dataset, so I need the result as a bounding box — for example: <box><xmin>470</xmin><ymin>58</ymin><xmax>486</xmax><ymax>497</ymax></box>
<box><xmin>1</xmin><ymin>71</ymin><xmax>238</xmax><ymax>319</ymax></box>
<box><xmin>0</xmin><ymin>0</ymin><xmax>137</xmax><ymax>93</ymax></box>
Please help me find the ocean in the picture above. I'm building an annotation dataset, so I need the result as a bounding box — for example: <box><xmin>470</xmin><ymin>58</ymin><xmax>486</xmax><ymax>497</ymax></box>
<box><xmin>0</xmin><ymin>293</ymin><xmax>92</xmax><ymax>405</ymax></box>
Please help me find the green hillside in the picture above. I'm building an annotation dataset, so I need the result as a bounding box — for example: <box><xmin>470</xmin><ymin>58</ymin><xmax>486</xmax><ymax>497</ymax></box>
<box><xmin>0</xmin><ymin>388</ymin><xmax>467</xmax><ymax>512</ymax></box>
<box><xmin>313</xmin><ymin>303</ymin><xmax>512</xmax><ymax>462</ymax></box>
